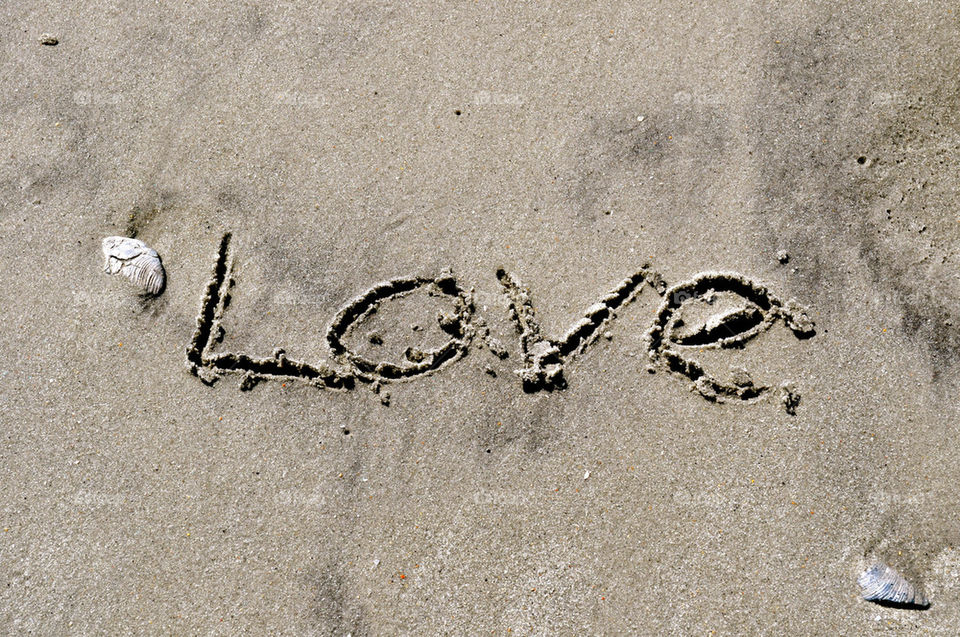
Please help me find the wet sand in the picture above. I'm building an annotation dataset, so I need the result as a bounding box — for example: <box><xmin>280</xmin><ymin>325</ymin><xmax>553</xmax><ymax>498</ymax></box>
<box><xmin>2</xmin><ymin>1</ymin><xmax>960</xmax><ymax>633</ymax></box>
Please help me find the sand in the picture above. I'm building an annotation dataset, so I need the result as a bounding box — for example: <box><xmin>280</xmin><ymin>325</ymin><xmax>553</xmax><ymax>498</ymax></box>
<box><xmin>2</xmin><ymin>1</ymin><xmax>960</xmax><ymax>633</ymax></box>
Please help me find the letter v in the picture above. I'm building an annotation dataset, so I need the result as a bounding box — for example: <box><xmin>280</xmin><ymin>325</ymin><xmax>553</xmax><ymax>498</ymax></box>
<box><xmin>495</xmin><ymin>266</ymin><xmax>665</xmax><ymax>391</ymax></box>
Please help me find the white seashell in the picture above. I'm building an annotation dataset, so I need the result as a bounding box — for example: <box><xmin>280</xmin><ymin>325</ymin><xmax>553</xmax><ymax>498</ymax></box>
<box><xmin>858</xmin><ymin>562</ymin><xmax>928</xmax><ymax>608</ymax></box>
<box><xmin>101</xmin><ymin>236</ymin><xmax>165</xmax><ymax>295</ymax></box>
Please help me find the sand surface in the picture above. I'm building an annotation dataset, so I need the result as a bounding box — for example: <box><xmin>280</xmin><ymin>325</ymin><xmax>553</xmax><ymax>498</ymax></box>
<box><xmin>3</xmin><ymin>1</ymin><xmax>960</xmax><ymax>634</ymax></box>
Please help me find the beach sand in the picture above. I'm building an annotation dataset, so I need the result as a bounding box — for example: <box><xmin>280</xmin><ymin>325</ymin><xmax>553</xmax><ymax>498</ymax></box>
<box><xmin>2</xmin><ymin>1</ymin><xmax>960</xmax><ymax>633</ymax></box>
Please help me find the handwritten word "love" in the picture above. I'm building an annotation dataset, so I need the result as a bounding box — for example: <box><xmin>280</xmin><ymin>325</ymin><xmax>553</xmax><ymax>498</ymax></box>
<box><xmin>186</xmin><ymin>234</ymin><xmax>816</xmax><ymax>412</ymax></box>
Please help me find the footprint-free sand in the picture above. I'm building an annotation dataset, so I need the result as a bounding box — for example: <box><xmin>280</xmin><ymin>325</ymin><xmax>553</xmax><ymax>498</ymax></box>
<box><xmin>2</xmin><ymin>2</ymin><xmax>960</xmax><ymax>633</ymax></box>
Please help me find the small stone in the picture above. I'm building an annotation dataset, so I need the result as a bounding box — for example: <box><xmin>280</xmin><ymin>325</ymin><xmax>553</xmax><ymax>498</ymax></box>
<box><xmin>776</xmin><ymin>249</ymin><xmax>789</xmax><ymax>264</ymax></box>
<box><xmin>780</xmin><ymin>383</ymin><xmax>801</xmax><ymax>416</ymax></box>
<box><xmin>40</xmin><ymin>34</ymin><xmax>59</xmax><ymax>46</ymax></box>
<box><xmin>583</xmin><ymin>470</ymin><xmax>590</xmax><ymax>480</ymax></box>
<box><xmin>485</xmin><ymin>337</ymin><xmax>509</xmax><ymax>359</ymax></box>
<box><xmin>603</xmin><ymin>331</ymin><xmax>613</xmax><ymax>340</ymax></box>
<box><xmin>404</xmin><ymin>347</ymin><xmax>427</xmax><ymax>363</ymax></box>
<box><xmin>379</xmin><ymin>392</ymin><xmax>390</xmax><ymax>406</ymax></box>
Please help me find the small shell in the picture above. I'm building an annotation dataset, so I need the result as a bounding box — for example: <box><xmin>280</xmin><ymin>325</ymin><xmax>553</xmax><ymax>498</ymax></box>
<box><xmin>101</xmin><ymin>236</ymin><xmax>165</xmax><ymax>295</ymax></box>
<box><xmin>858</xmin><ymin>562</ymin><xmax>929</xmax><ymax>608</ymax></box>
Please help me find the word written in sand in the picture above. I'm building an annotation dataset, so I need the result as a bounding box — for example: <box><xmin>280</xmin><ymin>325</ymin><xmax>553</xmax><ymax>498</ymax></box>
<box><xmin>187</xmin><ymin>233</ymin><xmax>816</xmax><ymax>411</ymax></box>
